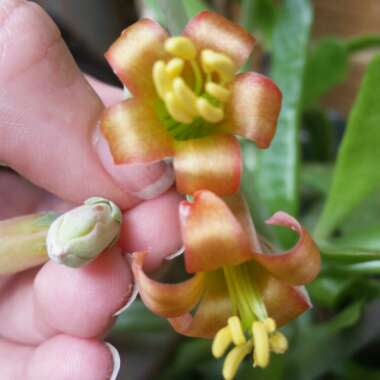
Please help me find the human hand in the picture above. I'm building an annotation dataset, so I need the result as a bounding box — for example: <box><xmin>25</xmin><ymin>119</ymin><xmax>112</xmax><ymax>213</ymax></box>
<box><xmin>0</xmin><ymin>1</ymin><xmax>182</xmax><ymax>379</ymax></box>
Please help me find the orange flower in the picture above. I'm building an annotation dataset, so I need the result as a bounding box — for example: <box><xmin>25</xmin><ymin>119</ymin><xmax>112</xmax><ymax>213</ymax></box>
<box><xmin>131</xmin><ymin>191</ymin><xmax>320</xmax><ymax>379</ymax></box>
<box><xmin>101</xmin><ymin>11</ymin><xmax>282</xmax><ymax>196</ymax></box>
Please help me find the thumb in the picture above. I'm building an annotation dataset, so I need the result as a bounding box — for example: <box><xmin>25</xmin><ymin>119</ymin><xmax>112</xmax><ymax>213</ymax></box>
<box><xmin>0</xmin><ymin>0</ymin><xmax>173</xmax><ymax>209</ymax></box>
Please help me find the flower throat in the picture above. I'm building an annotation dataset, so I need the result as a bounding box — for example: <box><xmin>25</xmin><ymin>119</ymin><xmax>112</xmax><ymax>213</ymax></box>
<box><xmin>152</xmin><ymin>36</ymin><xmax>235</xmax><ymax>140</ymax></box>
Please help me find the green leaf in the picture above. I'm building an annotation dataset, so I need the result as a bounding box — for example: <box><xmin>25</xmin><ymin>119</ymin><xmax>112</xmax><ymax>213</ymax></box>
<box><xmin>110</xmin><ymin>300</ymin><xmax>169</xmax><ymax>335</ymax></box>
<box><xmin>182</xmin><ymin>0</ymin><xmax>210</xmax><ymax>18</ymax></box>
<box><xmin>285</xmin><ymin>301</ymin><xmax>367</xmax><ymax>380</ymax></box>
<box><xmin>346</xmin><ymin>34</ymin><xmax>380</xmax><ymax>54</ymax></box>
<box><xmin>253</xmin><ymin>0</ymin><xmax>313</xmax><ymax>245</ymax></box>
<box><xmin>303</xmin><ymin>38</ymin><xmax>349</xmax><ymax>107</ymax></box>
<box><xmin>156</xmin><ymin>0</ymin><xmax>189</xmax><ymax>34</ymax></box>
<box><xmin>316</xmin><ymin>55</ymin><xmax>380</xmax><ymax>239</ymax></box>
<box><xmin>320</xmin><ymin>243</ymin><xmax>380</xmax><ymax>264</ymax></box>
<box><xmin>143</xmin><ymin>0</ymin><xmax>166</xmax><ymax>25</ymax></box>
<box><xmin>240</xmin><ymin>0</ymin><xmax>277</xmax><ymax>48</ymax></box>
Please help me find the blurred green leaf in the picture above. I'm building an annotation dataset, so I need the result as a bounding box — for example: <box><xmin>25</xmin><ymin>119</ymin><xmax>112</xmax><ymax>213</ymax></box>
<box><xmin>346</xmin><ymin>34</ymin><xmax>380</xmax><ymax>54</ymax></box>
<box><xmin>320</xmin><ymin>244</ymin><xmax>380</xmax><ymax>264</ymax></box>
<box><xmin>308</xmin><ymin>277</ymin><xmax>357</xmax><ymax>308</ymax></box>
<box><xmin>143</xmin><ymin>0</ymin><xmax>166</xmax><ymax>24</ymax></box>
<box><xmin>301</xmin><ymin>163</ymin><xmax>333</xmax><ymax>195</ymax></box>
<box><xmin>316</xmin><ymin>55</ymin><xmax>380</xmax><ymax>240</ymax></box>
<box><xmin>285</xmin><ymin>301</ymin><xmax>367</xmax><ymax>380</ymax></box>
<box><xmin>303</xmin><ymin>38</ymin><xmax>349</xmax><ymax>107</ymax></box>
<box><xmin>155</xmin><ymin>0</ymin><xmax>188</xmax><ymax>34</ymax></box>
<box><xmin>254</xmin><ymin>0</ymin><xmax>312</xmax><ymax>245</ymax></box>
<box><xmin>157</xmin><ymin>339</ymin><xmax>212</xmax><ymax>380</ymax></box>
<box><xmin>110</xmin><ymin>300</ymin><xmax>169</xmax><ymax>335</ymax></box>
<box><xmin>240</xmin><ymin>0</ymin><xmax>277</xmax><ymax>47</ymax></box>
<box><xmin>182</xmin><ymin>0</ymin><xmax>210</xmax><ymax>18</ymax></box>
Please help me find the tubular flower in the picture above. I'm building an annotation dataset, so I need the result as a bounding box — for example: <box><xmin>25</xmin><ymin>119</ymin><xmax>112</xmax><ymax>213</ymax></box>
<box><xmin>101</xmin><ymin>11</ymin><xmax>282</xmax><ymax>196</ymax></box>
<box><xmin>131</xmin><ymin>191</ymin><xmax>320</xmax><ymax>380</ymax></box>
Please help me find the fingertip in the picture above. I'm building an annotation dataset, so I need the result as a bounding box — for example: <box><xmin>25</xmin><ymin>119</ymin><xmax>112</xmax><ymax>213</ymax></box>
<box><xmin>120</xmin><ymin>188</ymin><xmax>183</xmax><ymax>272</ymax></box>
<box><xmin>24</xmin><ymin>335</ymin><xmax>116</xmax><ymax>380</ymax></box>
<box><xmin>94</xmin><ymin>128</ymin><xmax>175</xmax><ymax>202</ymax></box>
<box><xmin>34</xmin><ymin>247</ymin><xmax>133</xmax><ymax>338</ymax></box>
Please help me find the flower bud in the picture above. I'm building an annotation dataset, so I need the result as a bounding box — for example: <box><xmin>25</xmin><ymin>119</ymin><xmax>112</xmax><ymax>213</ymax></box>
<box><xmin>47</xmin><ymin>197</ymin><xmax>121</xmax><ymax>268</ymax></box>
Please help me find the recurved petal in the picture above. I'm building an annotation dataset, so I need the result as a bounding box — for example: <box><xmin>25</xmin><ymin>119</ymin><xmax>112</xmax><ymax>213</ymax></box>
<box><xmin>183</xmin><ymin>11</ymin><xmax>255</xmax><ymax>68</ymax></box>
<box><xmin>222</xmin><ymin>72</ymin><xmax>282</xmax><ymax>149</ymax></box>
<box><xmin>131</xmin><ymin>252</ymin><xmax>205</xmax><ymax>318</ymax></box>
<box><xmin>169</xmin><ymin>271</ymin><xmax>232</xmax><ymax>338</ymax></box>
<box><xmin>101</xmin><ymin>98</ymin><xmax>174</xmax><ymax>164</ymax></box>
<box><xmin>105</xmin><ymin>18</ymin><xmax>169</xmax><ymax>96</ymax></box>
<box><xmin>253</xmin><ymin>267</ymin><xmax>312</xmax><ymax>327</ymax></box>
<box><xmin>180</xmin><ymin>190</ymin><xmax>252</xmax><ymax>273</ymax></box>
<box><xmin>252</xmin><ymin>212</ymin><xmax>321</xmax><ymax>286</ymax></box>
<box><xmin>174</xmin><ymin>135</ymin><xmax>242</xmax><ymax>196</ymax></box>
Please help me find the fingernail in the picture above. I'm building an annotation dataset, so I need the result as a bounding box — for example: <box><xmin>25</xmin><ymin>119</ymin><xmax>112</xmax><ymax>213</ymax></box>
<box><xmin>105</xmin><ymin>342</ymin><xmax>121</xmax><ymax>380</ymax></box>
<box><xmin>93</xmin><ymin>125</ymin><xmax>175</xmax><ymax>200</ymax></box>
<box><xmin>113</xmin><ymin>281</ymin><xmax>139</xmax><ymax>317</ymax></box>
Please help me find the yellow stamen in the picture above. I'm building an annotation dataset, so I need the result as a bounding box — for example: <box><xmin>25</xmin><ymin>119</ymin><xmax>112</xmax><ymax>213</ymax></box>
<box><xmin>164</xmin><ymin>36</ymin><xmax>196</xmax><ymax>61</ymax></box>
<box><xmin>212</xmin><ymin>326</ymin><xmax>233</xmax><ymax>358</ymax></box>
<box><xmin>172</xmin><ymin>78</ymin><xmax>198</xmax><ymax>117</ymax></box>
<box><xmin>196</xmin><ymin>98</ymin><xmax>224</xmax><ymax>123</ymax></box>
<box><xmin>205</xmin><ymin>82</ymin><xmax>231</xmax><ymax>103</ymax></box>
<box><xmin>153</xmin><ymin>60</ymin><xmax>170</xmax><ymax>99</ymax></box>
<box><xmin>164</xmin><ymin>92</ymin><xmax>193</xmax><ymax>124</ymax></box>
<box><xmin>264</xmin><ymin>318</ymin><xmax>276</xmax><ymax>334</ymax></box>
<box><xmin>252</xmin><ymin>321</ymin><xmax>270</xmax><ymax>368</ymax></box>
<box><xmin>269</xmin><ymin>331</ymin><xmax>288</xmax><ymax>354</ymax></box>
<box><xmin>228</xmin><ymin>316</ymin><xmax>246</xmax><ymax>346</ymax></box>
<box><xmin>165</xmin><ymin>58</ymin><xmax>184</xmax><ymax>79</ymax></box>
<box><xmin>223</xmin><ymin>341</ymin><xmax>253</xmax><ymax>380</ymax></box>
<box><xmin>201</xmin><ymin>49</ymin><xmax>236</xmax><ymax>83</ymax></box>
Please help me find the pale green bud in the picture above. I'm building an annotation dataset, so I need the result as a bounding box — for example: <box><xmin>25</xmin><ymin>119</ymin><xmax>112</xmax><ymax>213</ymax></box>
<box><xmin>47</xmin><ymin>197</ymin><xmax>121</xmax><ymax>268</ymax></box>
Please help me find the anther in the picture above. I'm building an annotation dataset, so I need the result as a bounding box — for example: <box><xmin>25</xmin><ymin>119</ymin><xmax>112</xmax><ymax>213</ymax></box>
<box><xmin>205</xmin><ymin>82</ymin><xmax>231</xmax><ymax>103</ymax></box>
<box><xmin>196</xmin><ymin>98</ymin><xmax>224</xmax><ymax>123</ymax></box>
<box><xmin>252</xmin><ymin>321</ymin><xmax>270</xmax><ymax>368</ymax></box>
<box><xmin>165</xmin><ymin>58</ymin><xmax>185</xmax><ymax>79</ymax></box>
<box><xmin>172</xmin><ymin>78</ymin><xmax>198</xmax><ymax>116</ymax></box>
<box><xmin>153</xmin><ymin>61</ymin><xmax>170</xmax><ymax>99</ymax></box>
<box><xmin>263</xmin><ymin>318</ymin><xmax>276</xmax><ymax>334</ymax></box>
<box><xmin>212</xmin><ymin>326</ymin><xmax>233</xmax><ymax>358</ymax></box>
<box><xmin>269</xmin><ymin>331</ymin><xmax>288</xmax><ymax>354</ymax></box>
<box><xmin>228</xmin><ymin>316</ymin><xmax>246</xmax><ymax>346</ymax></box>
<box><xmin>165</xmin><ymin>92</ymin><xmax>193</xmax><ymax>124</ymax></box>
<box><xmin>223</xmin><ymin>341</ymin><xmax>253</xmax><ymax>380</ymax></box>
<box><xmin>165</xmin><ymin>37</ymin><xmax>196</xmax><ymax>61</ymax></box>
<box><xmin>201</xmin><ymin>50</ymin><xmax>236</xmax><ymax>83</ymax></box>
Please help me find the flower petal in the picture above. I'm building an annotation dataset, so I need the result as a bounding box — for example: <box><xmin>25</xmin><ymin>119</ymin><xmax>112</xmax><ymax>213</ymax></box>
<box><xmin>180</xmin><ymin>191</ymin><xmax>252</xmax><ymax>273</ymax></box>
<box><xmin>222</xmin><ymin>72</ymin><xmax>282</xmax><ymax>148</ymax></box>
<box><xmin>183</xmin><ymin>11</ymin><xmax>256</xmax><ymax>67</ymax></box>
<box><xmin>174</xmin><ymin>135</ymin><xmax>242</xmax><ymax>196</ymax></box>
<box><xmin>105</xmin><ymin>19</ymin><xmax>169</xmax><ymax>96</ymax></box>
<box><xmin>101</xmin><ymin>98</ymin><xmax>174</xmax><ymax>164</ymax></box>
<box><xmin>258</xmin><ymin>271</ymin><xmax>312</xmax><ymax>327</ymax></box>
<box><xmin>251</xmin><ymin>212</ymin><xmax>321</xmax><ymax>286</ymax></box>
<box><xmin>131</xmin><ymin>252</ymin><xmax>205</xmax><ymax>318</ymax></box>
<box><xmin>223</xmin><ymin>196</ymin><xmax>320</xmax><ymax>286</ymax></box>
<box><xmin>169</xmin><ymin>271</ymin><xmax>232</xmax><ymax>338</ymax></box>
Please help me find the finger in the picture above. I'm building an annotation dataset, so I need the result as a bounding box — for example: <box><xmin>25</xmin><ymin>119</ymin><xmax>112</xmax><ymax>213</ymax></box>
<box><xmin>120</xmin><ymin>188</ymin><xmax>183</xmax><ymax>271</ymax></box>
<box><xmin>0</xmin><ymin>247</ymin><xmax>130</xmax><ymax>344</ymax></box>
<box><xmin>85</xmin><ymin>75</ymin><xmax>124</xmax><ymax>107</ymax></box>
<box><xmin>0</xmin><ymin>0</ymin><xmax>173</xmax><ymax>209</ymax></box>
<box><xmin>34</xmin><ymin>247</ymin><xmax>132</xmax><ymax>339</ymax></box>
<box><xmin>0</xmin><ymin>336</ymin><xmax>119</xmax><ymax>380</ymax></box>
<box><xmin>0</xmin><ymin>171</ymin><xmax>74</xmax><ymax>219</ymax></box>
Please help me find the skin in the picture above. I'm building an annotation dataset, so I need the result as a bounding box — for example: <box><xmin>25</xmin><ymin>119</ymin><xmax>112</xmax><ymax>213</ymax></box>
<box><xmin>0</xmin><ymin>1</ymin><xmax>183</xmax><ymax>378</ymax></box>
